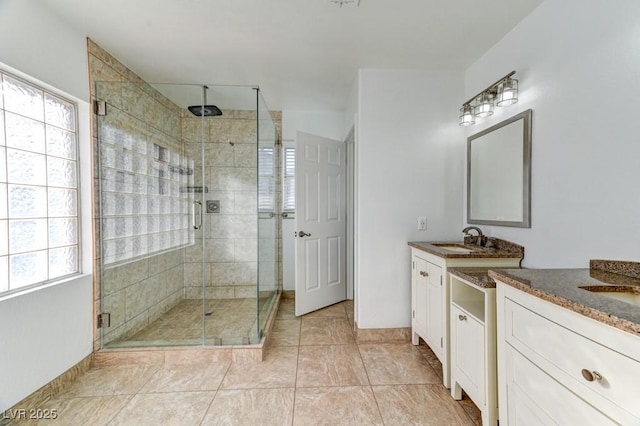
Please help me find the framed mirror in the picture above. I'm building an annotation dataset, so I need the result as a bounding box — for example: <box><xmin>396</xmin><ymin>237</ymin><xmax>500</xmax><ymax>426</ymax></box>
<box><xmin>467</xmin><ymin>109</ymin><xmax>532</xmax><ymax>227</ymax></box>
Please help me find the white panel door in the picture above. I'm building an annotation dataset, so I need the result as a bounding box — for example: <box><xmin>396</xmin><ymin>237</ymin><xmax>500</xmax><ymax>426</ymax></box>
<box><xmin>295</xmin><ymin>132</ymin><xmax>346</xmax><ymax>316</ymax></box>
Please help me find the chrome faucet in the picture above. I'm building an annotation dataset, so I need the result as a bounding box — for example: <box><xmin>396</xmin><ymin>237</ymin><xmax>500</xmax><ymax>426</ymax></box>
<box><xmin>463</xmin><ymin>226</ymin><xmax>484</xmax><ymax>246</ymax></box>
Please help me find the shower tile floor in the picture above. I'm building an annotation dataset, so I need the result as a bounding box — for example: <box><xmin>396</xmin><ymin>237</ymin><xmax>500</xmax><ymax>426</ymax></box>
<box><xmin>9</xmin><ymin>299</ymin><xmax>481</xmax><ymax>425</ymax></box>
<box><xmin>108</xmin><ymin>297</ymin><xmax>275</xmax><ymax>347</ymax></box>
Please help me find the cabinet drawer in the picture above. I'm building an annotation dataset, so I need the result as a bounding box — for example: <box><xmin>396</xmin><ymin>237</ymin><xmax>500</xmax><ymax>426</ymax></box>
<box><xmin>505</xmin><ymin>298</ymin><xmax>640</xmax><ymax>419</ymax></box>
<box><xmin>505</xmin><ymin>345</ymin><xmax>614</xmax><ymax>425</ymax></box>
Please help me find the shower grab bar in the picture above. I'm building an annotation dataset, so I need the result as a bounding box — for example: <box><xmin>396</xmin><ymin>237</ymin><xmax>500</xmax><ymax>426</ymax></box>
<box><xmin>192</xmin><ymin>200</ymin><xmax>203</xmax><ymax>230</ymax></box>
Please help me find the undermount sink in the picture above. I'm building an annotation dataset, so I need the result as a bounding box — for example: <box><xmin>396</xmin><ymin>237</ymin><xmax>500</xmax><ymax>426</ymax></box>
<box><xmin>432</xmin><ymin>243</ymin><xmax>479</xmax><ymax>253</ymax></box>
<box><xmin>580</xmin><ymin>285</ymin><xmax>640</xmax><ymax>307</ymax></box>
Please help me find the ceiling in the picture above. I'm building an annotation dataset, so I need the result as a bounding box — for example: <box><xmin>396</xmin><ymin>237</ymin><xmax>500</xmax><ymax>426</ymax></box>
<box><xmin>37</xmin><ymin>0</ymin><xmax>542</xmax><ymax>111</ymax></box>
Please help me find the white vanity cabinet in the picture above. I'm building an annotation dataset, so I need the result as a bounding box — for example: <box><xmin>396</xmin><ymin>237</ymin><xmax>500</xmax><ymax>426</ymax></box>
<box><xmin>409</xmin><ymin>245</ymin><xmax>521</xmax><ymax>388</ymax></box>
<box><xmin>411</xmin><ymin>255</ymin><xmax>442</xmax><ymax>355</ymax></box>
<box><xmin>450</xmin><ymin>274</ymin><xmax>497</xmax><ymax>426</ymax></box>
<box><xmin>496</xmin><ymin>282</ymin><xmax>640</xmax><ymax>425</ymax></box>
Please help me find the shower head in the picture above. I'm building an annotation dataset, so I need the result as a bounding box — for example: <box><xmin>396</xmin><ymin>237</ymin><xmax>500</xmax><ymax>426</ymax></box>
<box><xmin>187</xmin><ymin>105</ymin><xmax>223</xmax><ymax>117</ymax></box>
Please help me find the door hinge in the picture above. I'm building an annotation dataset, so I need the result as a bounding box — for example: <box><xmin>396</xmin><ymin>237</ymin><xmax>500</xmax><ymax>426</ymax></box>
<box><xmin>97</xmin><ymin>313</ymin><xmax>111</xmax><ymax>328</ymax></box>
<box><xmin>94</xmin><ymin>100</ymin><xmax>107</xmax><ymax>116</ymax></box>
<box><xmin>440</xmin><ymin>276</ymin><xmax>443</xmax><ymax>286</ymax></box>
<box><xmin>440</xmin><ymin>337</ymin><xmax>443</xmax><ymax>348</ymax></box>
<box><xmin>412</xmin><ymin>260</ymin><xmax>414</xmax><ymax>269</ymax></box>
<box><xmin>412</xmin><ymin>310</ymin><xmax>415</xmax><ymax>319</ymax></box>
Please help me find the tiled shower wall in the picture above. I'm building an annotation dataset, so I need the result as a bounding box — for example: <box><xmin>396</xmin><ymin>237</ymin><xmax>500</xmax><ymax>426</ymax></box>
<box><xmin>89</xmin><ymin>40</ymin><xmax>187</xmax><ymax>348</ymax></box>
<box><xmin>182</xmin><ymin>110</ymin><xmax>282</xmax><ymax>300</ymax></box>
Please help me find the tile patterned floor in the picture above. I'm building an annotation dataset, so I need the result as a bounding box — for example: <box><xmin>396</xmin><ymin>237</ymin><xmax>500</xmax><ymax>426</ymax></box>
<box><xmin>106</xmin><ymin>295</ymin><xmax>277</xmax><ymax>348</ymax></box>
<box><xmin>11</xmin><ymin>299</ymin><xmax>480</xmax><ymax>425</ymax></box>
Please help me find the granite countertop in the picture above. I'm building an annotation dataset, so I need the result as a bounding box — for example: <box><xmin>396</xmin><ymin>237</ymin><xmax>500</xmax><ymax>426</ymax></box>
<box><xmin>489</xmin><ymin>260</ymin><xmax>640</xmax><ymax>336</ymax></box>
<box><xmin>408</xmin><ymin>237</ymin><xmax>524</xmax><ymax>259</ymax></box>
<box><xmin>448</xmin><ymin>267</ymin><xmax>498</xmax><ymax>288</ymax></box>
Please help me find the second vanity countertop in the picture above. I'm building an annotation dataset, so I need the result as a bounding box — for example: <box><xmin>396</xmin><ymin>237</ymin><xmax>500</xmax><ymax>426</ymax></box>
<box><xmin>489</xmin><ymin>260</ymin><xmax>640</xmax><ymax>336</ymax></box>
<box><xmin>448</xmin><ymin>267</ymin><xmax>499</xmax><ymax>288</ymax></box>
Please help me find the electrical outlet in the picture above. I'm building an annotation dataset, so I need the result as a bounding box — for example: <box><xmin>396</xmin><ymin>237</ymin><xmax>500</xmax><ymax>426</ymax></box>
<box><xmin>418</xmin><ymin>216</ymin><xmax>427</xmax><ymax>230</ymax></box>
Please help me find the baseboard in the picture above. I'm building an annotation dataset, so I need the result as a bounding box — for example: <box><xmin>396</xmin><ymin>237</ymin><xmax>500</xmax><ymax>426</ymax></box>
<box><xmin>1</xmin><ymin>355</ymin><xmax>92</xmax><ymax>425</ymax></box>
<box><xmin>354</xmin><ymin>326</ymin><xmax>412</xmax><ymax>344</ymax></box>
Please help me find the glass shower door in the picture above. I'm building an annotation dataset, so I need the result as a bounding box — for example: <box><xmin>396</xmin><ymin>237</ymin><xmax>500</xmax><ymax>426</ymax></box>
<box><xmin>97</xmin><ymin>82</ymin><xmax>205</xmax><ymax>348</ymax></box>
<box><xmin>257</xmin><ymin>89</ymin><xmax>279</xmax><ymax>340</ymax></box>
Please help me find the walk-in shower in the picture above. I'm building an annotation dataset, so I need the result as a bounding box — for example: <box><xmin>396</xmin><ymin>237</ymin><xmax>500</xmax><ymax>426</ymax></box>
<box><xmin>95</xmin><ymin>81</ymin><xmax>281</xmax><ymax>348</ymax></box>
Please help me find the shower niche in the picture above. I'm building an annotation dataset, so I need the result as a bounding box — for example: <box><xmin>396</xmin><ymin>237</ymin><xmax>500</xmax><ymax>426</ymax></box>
<box><xmin>95</xmin><ymin>82</ymin><xmax>281</xmax><ymax>349</ymax></box>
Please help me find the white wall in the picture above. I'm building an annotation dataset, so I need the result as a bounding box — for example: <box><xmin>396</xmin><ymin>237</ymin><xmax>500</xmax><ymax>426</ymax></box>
<box><xmin>281</xmin><ymin>110</ymin><xmax>347</xmax><ymax>290</ymax></box>
<box><xmin>0</xmin><ymin>0</ymin><xmax>89</xmax><ymax>101</ymax></box>
<box><xmin>356</xmin><ymin>69</ymin><xmax>465</xmax><ymax>328</ymax></box>
<box><xmin>282</xmin><ymin>110</ymin><xmax>347</xmax><ymax>142</ymax></box>
<box><xmin>0</xmin><ymin>276</ymin><xmax>93</xmax><ymax>411</ymax></box>
<box><xmin>463</xmin><ymin>0</ymin><xmax>640</xmax><ymax>268</ymax></box>
<box><xmin>0</xmin><ymin>0</ymin><xmax>93</xmax><ymax>411</ymax></box>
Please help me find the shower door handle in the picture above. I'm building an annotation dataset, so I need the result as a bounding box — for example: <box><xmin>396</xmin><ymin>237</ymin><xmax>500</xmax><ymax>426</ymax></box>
<box><xmin>192</xmin><ymin>200</ymin><xmax>203</xmax><ymax>230</ymax></box>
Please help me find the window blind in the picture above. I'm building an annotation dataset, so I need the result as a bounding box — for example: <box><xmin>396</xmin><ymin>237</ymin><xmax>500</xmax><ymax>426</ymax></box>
<box><xmin>258</xmin><ymin>147</ymin><xmax>274</xmax><ymax>211</ymax></box>
<box><xmin>283</xmin><ymin>147</ymin><xmax>295</xmax><ymax>212</ymax></box>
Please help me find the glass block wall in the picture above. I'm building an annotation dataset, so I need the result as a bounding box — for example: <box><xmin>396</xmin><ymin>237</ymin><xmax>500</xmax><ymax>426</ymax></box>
<box><xmin>0</xmin><ymin>71</ymin><xmax>79</xmax><ymax>294</ymax></box>
<box><xmin>98</xmin><ymin>104</ymin><xmax>191</xmax><ymax>265</ymax></box>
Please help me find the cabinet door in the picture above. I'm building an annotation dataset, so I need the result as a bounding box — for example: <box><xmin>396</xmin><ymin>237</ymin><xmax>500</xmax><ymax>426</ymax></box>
<box><xmin>451</xmin><ymin>304</ymin><xmax>484</xmax><ymax>403</ymax></box>
<box><xmin>412</xmin><ymin>256</ymin><xmax>429</xmax><ymax>339</ymax></box>
<box><xmin>426</xmin><ymin>262</ymin><xmax>443</xmax><ymax>357</ymax></box>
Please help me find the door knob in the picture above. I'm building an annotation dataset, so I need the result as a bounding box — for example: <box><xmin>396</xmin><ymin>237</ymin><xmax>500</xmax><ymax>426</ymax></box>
<box><xmin>419</xmin><ymin>271</ymin><xmax>428</xmax><ymax>277</ymax></box>
<box><xmin>298</xmin><ymin>231</ymin><xmax>311</xmax><ymax>237</ymax></box>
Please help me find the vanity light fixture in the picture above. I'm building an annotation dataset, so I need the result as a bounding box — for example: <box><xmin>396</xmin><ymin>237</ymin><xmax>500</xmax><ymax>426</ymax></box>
<box><xmin>459</xmin><ymin>104</ymin><xmax>476</xmax><ymax>127</ymax></box>
<box><xmin>459</xmin><ymin>71</ymin><xmax>518</xmax><ymax>126</ymax></box>
<box><xmin>496</xmin><ymin>77</ymin><xmax>518</xmax><ymax>106</ymax></box>
<box><xmin>475</xmin><ymin>92</ymin><xmax>494</xmax><ymax>118</ymax></box>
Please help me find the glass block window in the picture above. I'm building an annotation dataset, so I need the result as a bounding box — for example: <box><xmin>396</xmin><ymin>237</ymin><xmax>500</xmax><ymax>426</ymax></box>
<box><xmin>98</xmin><ymin>99</ymin><xmax>191</xmax><ymax>265</ymax></box>
<box><xmin>0</xmin><ymin>71</ymin><xmax>79</xmax><ymax>294</ymax></box>
<box><xmin>283</xmin><ymin>147</ymin><xmax>295</xmax><ymax>212</ymax></box>
<box><xmin>258</xmin><ymin>146</ymin><xmax>275</xmax><ymax>212</ymax></box>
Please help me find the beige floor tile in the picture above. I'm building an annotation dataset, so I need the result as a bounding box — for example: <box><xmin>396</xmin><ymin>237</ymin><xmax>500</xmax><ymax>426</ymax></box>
<box><xmin>358</xmin><ymin>343</ymin><xmax>440</xmax><ymax>385</ymax></box>
<box><xmin>302</xmin><ymin>302</ymin><xmax>347</xmax><ymax>319</ymax></box>
<box><xmin>269</xmin><ymin>319</ymin><xmax>301</xmax><ymax>346</ymax></box>
<box><xmin>459</xmin><ymin>392</ymin><xmax>483</xmax><ymax>426</ymax></box>
<box><xmin>201</xmin><ymin>388</ymin><xmax>295</xmax><ymax>425</ymax></box>
<box><xmin>276</xmin><ymin>299</ymin><xmax>296</xmax><ymax>320</ymax></box>
<box><xmin>138</xmin><ymin>362</ymin><xmax>230</xmax><ymax>393</ymax></box>
<box><xmin>343</xmin><ymin>299</ymin><xmax>354</xmax><ymax>312</ymax></box>
<box><xmin>297</xmin><ymin>345</ymin><xmax>369</xmax><ymax>387</ymax></box>
<box><xmin>54</xmin><ymin>365</ymin><xmax>161</xmax><ymax>398</ymax></box>
<box><xmin>108</xmin><ymin>391</ymin><xmax>215</xmax><ymax>426</ymax></box>
<box><xmin>299</xmin><ymin>318</ymin><xmax>354</xmax><ymax>345</ymax></box>
<box><xmin>114</xmin><ymin>299</ymin><xmax>263</xmax><ymax>346</ymax></box>
<box><xmin>416</xmin><ymin>342</ymin><xmax>444</xmax><ymax>379</ymax></box>
<box><xmin>373</xmin><ymin>384</ymin><xmax>474</xmax><ymax>425</ymax></box>
<box><xmin>293</xmin><ymin>386</ymin><xmax>383</xmax><ymax>426</ymax></box>
<box><xmin>220</xmin><ymin>346</ymin><xmax>298</xmax><ymax>389</ymax></box>
<box><xmin>15</xmin><ymin>395</ymin><xmax>131</xmax><ymax>426</ymax></box>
